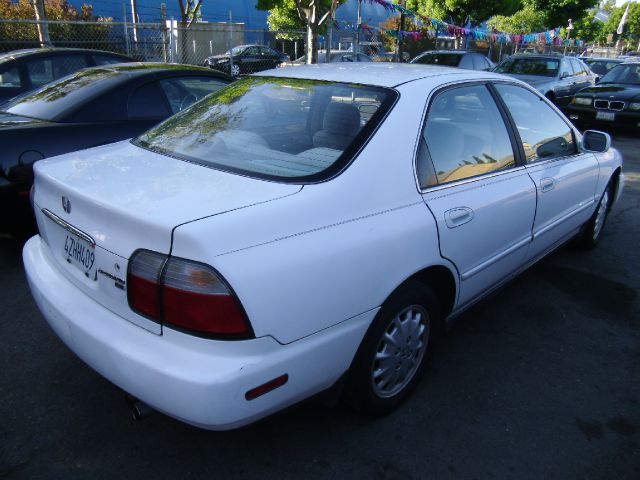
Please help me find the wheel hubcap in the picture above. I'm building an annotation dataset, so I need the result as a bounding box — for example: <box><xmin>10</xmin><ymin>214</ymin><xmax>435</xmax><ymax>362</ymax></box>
<box><xmin>593</xmin><ymin>190</ymin><xmax>609</xmax><ymax>241</ymax></box>
<box><xmin>371</xmin><ymin>305</ymin><xmax>430</xmax><ymax>398</ymax></box>
<box><xmin>231</xmin><ymin>65</ymin><xmax>240</xmax><ymax>75</ymax></box>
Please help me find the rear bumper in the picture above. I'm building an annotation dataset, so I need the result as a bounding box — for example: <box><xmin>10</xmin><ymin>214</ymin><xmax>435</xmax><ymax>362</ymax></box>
<box><xmin>23</xmin><ymin>235</ymin><xmax>374</xmax><ymax>430</ymax></box>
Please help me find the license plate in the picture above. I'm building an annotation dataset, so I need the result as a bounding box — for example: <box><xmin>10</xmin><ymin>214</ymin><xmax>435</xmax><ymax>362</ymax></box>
<box><xmin>63</xmin><ymin>233</ymin><xmax>96</xmax><ymax>279</ymax></box>
<box><xmin>596</xmin><ymin>111</ymin><xmax>615</xmax><ymax>121</ymax></box>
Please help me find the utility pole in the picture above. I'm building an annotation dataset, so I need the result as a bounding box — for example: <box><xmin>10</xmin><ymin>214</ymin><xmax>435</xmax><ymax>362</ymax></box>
<box><xmin>397</xmin><ymin>0</ymin><xmax>405</xmax><ymax>62</ymax></box>
<box><xmin>30</xmin><ymin>0</ymin><xmax>51</xmax><ymax>47</ymax></box>
<box><xmin>161</xmin><ymin>3</ymin><xmax>168</xmax><ymax>62</ymax></box>
<box><xmin>130</xmin><ymin>0</ymin><xmax>139</xmax><ymax>43</ymax></box>
<box><xmin>355</xmin><ymin>0</ymin><xmax>361</xmax><ymax>53</ymax></box>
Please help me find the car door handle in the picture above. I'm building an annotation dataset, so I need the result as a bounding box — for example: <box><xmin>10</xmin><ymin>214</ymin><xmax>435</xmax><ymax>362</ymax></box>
<box><xmin>540</xmin><ymin>178</ymin><xmax>555</xmax><ymax>193</ymax></box>
<box><xmin>444</xmin><ymin>207</ymin><xmax>474</xmax><ymax>228</ymax></box>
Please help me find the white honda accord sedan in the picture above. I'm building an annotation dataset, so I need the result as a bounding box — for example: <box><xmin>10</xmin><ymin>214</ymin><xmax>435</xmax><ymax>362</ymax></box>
<box><xmin>24</xmin><ymin>63</ymin><xmax>623</xmax><ymax>430</ymax></box>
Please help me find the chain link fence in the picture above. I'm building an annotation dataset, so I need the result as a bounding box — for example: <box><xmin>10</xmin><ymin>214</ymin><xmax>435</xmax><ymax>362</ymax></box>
<box><xmin>0</xmin><ymin>17</ymin><xmax>597</xmax><ymax>75</ymax></box>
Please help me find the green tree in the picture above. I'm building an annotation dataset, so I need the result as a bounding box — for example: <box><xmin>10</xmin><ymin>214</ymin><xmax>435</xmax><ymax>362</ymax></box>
<box><xmin>411</xmin><ymin>0</ymin><xmax>520</xmax><ymax>47</ymax></box>
<box><xmin>525</xmin><ymin>0</ymin><xmax>598</xmax><ymax>29</ymax></box>
<box><xmin>257</xmin><ymin>0</ymin><xmax>347</xmax><ymax>63</ymax></box>
<box><xmin>410</xmin><ymin>0</ymin><xmax>521</xmax><ymax>26</ymax></box>
<box><xmin>488</xmin><ymin>5</ymin><xmax>546</xmax><ymax>33</ymax></box>
<box><xmin>571</xmin><ymin>10</ymin><xmax>606</xmax><ymax>43</ymax></box>
<box><xmin>603</xmin><ymin>2</ymin><xmax>640</xmax><ymax>47</ymax></box>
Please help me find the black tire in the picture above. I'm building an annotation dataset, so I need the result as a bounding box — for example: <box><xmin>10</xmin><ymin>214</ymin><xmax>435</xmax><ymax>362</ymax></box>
<box><xmin>346</xmin><ymin>281</ymin><xmax>441</xmax><ymax>415</ymax></box>
<box><xmin>576</xmin><ymin>182</ymin><xmax>612</xmax><ymax>249</ymax></box>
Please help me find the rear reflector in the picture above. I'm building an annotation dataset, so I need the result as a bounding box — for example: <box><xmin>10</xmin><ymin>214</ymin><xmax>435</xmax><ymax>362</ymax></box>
<box><xmin>245</xmin><ymin>374</ymin><xmax>289</xmax><ymax>401</ymax></box>
<box><xmin>127</xmin><ymin>250</ymin><xmax>251</xmax><ymax>338</ymax></box>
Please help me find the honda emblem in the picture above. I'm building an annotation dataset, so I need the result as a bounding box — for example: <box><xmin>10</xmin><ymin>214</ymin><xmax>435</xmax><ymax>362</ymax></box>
<box><xmin>62</xmin><ymin>196</ymin><xmax>71</xmax><ymax>214</ymax></box>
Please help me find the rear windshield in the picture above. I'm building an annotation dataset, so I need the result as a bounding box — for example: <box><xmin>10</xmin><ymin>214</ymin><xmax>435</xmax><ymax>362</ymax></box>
<box><xmin>134</xmin><ymin>77</ymin><xmax>397</xmax><ymax>182</ymax></box>
<box><xmin>411</xmin><ymin>53</ymin><xmax>461</xmax><ymax>67</ymax></box>
<box><xmin>1</xmin><ymin>67</ymin><xmax>124</xmax><ymax>121</ymax></box>
<box><xmin>494</xmin><ymin>58</ymin><xmax>559</xmax><ymax>77</ymax></box>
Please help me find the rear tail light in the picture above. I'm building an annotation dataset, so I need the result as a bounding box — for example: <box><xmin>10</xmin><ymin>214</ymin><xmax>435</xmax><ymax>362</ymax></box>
<box><xmin>127</xmin><ymin>250</ymin><xmax>252</xmax><ymax>338</ymax></box>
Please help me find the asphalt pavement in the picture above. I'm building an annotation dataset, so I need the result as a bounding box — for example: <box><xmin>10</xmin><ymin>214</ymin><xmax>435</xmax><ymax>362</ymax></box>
<box><xmin>1</xmin><ymin>133</ymin><xmax>638</xmax><ymax>480</ymax></box>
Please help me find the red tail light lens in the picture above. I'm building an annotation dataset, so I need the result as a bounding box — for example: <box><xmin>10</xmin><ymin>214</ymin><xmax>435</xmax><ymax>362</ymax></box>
<box><xmin>128</xmin><ymin>250</ymin><xmax>251</xmax><ymax>338</ymax></box>
<box><xmin>128</xmin><ymin>250</ymin><xmax>166</xmax><ymax>319</ymax></box>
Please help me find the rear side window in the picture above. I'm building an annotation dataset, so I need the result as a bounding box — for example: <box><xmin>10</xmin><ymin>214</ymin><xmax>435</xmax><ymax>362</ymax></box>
<box><xmin>26</xmin><ymin>55</ymin><xmax>89</xmax><ymax>87</ymax></box>
<box><xmin>495</xmin><ymin>84</ymin><xmax>575</xmax><ymax>163</ymax></box>
<box><xmin>0</xmin><ymin>66</ymin><xmax>21</xmax><ymax>88</ymax></box>
<box><xmin>128</xmin><ymin>82</ymin><xmax>171</xmax><ymax>119</ymax></box>
<box><xmin>417</xmin><ymin>84</ymin><xmax>515</xmax><ymax>188</ymax></box>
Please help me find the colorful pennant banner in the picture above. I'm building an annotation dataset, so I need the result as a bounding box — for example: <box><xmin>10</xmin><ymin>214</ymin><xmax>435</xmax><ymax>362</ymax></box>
<box><xmin>363</xmin><ymin>0</ymin><xmax>583</xmax><ymax>46</ymax></box>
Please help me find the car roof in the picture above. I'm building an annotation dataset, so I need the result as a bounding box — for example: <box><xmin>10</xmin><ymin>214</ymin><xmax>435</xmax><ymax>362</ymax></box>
<box><xmin>254</xmin><ymin>63</ymin><xmax>504</xmax><ymax>88</ymax></box>
<box><xmin>0</xmin><ymin>47</ymin><xmax>131</xmax><ymax>63</ymax></box>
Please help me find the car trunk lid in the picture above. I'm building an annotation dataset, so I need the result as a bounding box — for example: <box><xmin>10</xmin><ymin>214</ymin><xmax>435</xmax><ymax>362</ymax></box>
<box><xmin>32</xmin><ymin>140</ymin><xmax>301</xmax><ymax>333</ymax></box>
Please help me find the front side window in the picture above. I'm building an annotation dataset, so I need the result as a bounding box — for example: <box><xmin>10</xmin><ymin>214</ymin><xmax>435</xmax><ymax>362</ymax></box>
<box><xmin>26</xmin><ymin>55</ymin><xmax>89</xmax><ymax>87</ymax></box>
<box><xmin>135</xmin><ymin>77</ymin><xmax>396</xmax><ymax>181</ymax></box>
<box><xmin>417</xmin><ymin>84</ymin><xmax>515</xmax><ymax>188</ymax></box>
<box><xmin>495</xmin><ymin>84</ymin><xmax>575</xmax><ymax>163</ymax></box>
<box><xmin>159</xmin><ymin>76</ymin><xmax>228</xmax><ymax>113</ymax></box>
<box><xmin>494</xmin><ymin>57</ymin><xmax>559</xmax><ymax>77</ymax></box>
<box><xmin>559</xmin><ymin>59</ymin><xmax>573</xmax><ymax>78</ymax></box>
<box><xmin>128</xmin><ymin>82</ymin><xmax>171</xmax><ymax>119</ymax></box>
<box><xmin>0</xmin><ymin>66</ymin><xmax>21</xmax><ymax>88</ymax></box>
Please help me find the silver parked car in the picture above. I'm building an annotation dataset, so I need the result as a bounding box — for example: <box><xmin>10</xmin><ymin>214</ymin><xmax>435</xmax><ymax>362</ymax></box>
<box><xmin>494</xmin><ymin>54</ymin><xmax>596</xmax><ymax>106</ymax></box>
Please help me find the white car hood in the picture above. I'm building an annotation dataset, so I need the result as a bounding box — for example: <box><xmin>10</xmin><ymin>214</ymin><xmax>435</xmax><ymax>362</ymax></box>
<box><xmin>33</xmin><ymin>140</ymin><xmax>302</xmax><ymax>256</ymax></box>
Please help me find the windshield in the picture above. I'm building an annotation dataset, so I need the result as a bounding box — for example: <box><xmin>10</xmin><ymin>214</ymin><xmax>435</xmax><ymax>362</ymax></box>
<box><xmin>134</xmin><ymin>77</ymin><xmax>396</xmax><ymax>182</ymax></box>
<box><xmin>599</xmin><ymin>63</ymin><xmax>640</xmax><ymax>85</ymax></box>
<box><xmin>494</xmin><ymin>57</ymin><xmax>559</xmax><ymax>77</ymax></box>
<box><xmin>585</xmin><ymin>60</ymin><xmax>620</xmax><ymax>76</ymax></box>
<box><xmin>411</xmin><ymin>53</ymin><xmax>461</xmax><ymax>67</ymax></box>
<box><xmin>1</xmin><ymin>67</ymin><xmax>124</xmax><ymax>121</ymax></box>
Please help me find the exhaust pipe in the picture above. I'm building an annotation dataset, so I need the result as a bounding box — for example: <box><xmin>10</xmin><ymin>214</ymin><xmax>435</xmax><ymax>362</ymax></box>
<box><xmin>125</xmin><ymin>393</ymin><xmax>153</xmax><ymax>421</ymax></box>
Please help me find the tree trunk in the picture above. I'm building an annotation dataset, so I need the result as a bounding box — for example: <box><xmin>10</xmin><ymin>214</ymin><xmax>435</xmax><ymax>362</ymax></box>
<box><xmin>306</xmin><ymin>21</ymin><xmax>319</xmax><ymax>64</ymax></box>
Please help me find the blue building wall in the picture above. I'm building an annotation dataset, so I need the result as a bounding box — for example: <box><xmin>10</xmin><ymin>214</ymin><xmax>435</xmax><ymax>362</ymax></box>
<box><xmin>74</xmin><ymin>0</ymin><xmax>389</xmax><ymax>30</ymax></box>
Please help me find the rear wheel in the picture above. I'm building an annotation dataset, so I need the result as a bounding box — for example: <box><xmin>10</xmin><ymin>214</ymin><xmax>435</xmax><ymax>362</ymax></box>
<box><xmin>346</xmin><ymin>281</ymin><xmax>440</xmax><ymax>415</ymax></box>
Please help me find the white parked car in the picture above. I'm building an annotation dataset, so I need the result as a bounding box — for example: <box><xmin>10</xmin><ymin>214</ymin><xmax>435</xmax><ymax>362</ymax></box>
<box><xmin>24</xmin><ymin>64</ymin><xmax>624</xmax><ymax>430</ymax></box>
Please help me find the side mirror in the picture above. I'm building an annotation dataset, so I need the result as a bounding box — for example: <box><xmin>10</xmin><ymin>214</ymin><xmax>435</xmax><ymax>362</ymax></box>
<box><xmin>582</xmin><ymin>130</ymin><xmax>611</xmax><ymax>153</ymax></box>
<box><xmin>595</xmin><ymin>76</ymin><xmax>600</xmax><ymax>84</ymax></box>
<box><xmin>560</xmin><ymin>72</ymin><xmax>571</xmax><ymax>79</ymax></box>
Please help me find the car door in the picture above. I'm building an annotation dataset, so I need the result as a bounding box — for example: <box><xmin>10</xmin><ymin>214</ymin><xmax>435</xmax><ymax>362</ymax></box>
<box><xmin>493</xmin><ymin>83</ymin><xmax>599</xmax><ymax>260</ymax></box>
<box><xmin>417</xmin><ymin>83</ymin><xmax>537</xmax><ymax>308</ymax></box>
<box><xmin>572</xmin><ymin>58</ymin><xmax>595</xmax><ymax>90</ymax></box>
<box><xmin>242</xmin><ymin>47</ymin><xmax>262</xmax><ymax>73</ymax></box>
<box><xmin>555</xmin><ymin>58</ymin><xmax>577</xmax><ymax>106</ymax></box>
